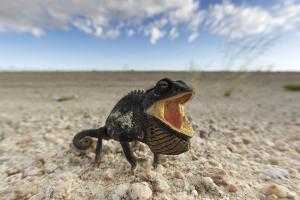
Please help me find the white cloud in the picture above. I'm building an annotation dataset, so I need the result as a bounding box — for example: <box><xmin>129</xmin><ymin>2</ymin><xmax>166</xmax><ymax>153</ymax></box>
<box><xmin>275</xmin><ymin>0</ymin><xmax>300</xmax><ymax>31</ymax></box>
<box><xmin>0</xmin><ymin>0</ymin><xmax>199</xmax><ymax>43</ymax></box>
<box><xmin>145</xmin><ymin>26</ymin><xmax>166</xmax><ymax>45</ymax></box>
<box><xmin>0</xmin><ymin>0</ymin><xmax>300</xmax><ymax>43</ymax></box>
<box><xmin>127</xmin><ymin>29</ymin><xmax>134</xmax><ymax>37</ymax></box>
<box><xmin>205</xmin><ymin>0</ymin><xmax>300</xmax><ymax>39</ymax></box>
<box><xmin>188</xmin><ymin>32</ymin><xmax>199</xmax><ymax>42</ymax></box>
<box><xmin>0</xmin><ymin>0</ymin><xmax>204</xmax><ymax>44</ymax></box>
<box><xmin>169</xmin><ymin>27</ymin><xmax>179</xmax><ymax>39</ymax></box>
<box><xmin>168</xmin><ymin>0</ymin><xmax>200</xmax><ymax>24</ymax></box>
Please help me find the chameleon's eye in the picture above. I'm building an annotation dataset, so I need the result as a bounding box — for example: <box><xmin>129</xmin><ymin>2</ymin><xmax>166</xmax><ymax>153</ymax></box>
<box><xmin>157</xmin><ymin>80</ymin><xmax>170</xmax><ymax>92</ymax></box>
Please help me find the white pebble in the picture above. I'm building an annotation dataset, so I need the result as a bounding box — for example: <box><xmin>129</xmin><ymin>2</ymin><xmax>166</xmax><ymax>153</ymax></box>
<box><xmin>153</xmin><ymin>177</ymin><xmax>170</xmax><ymax>192</ymax></box>
<box><xmin>263</xmin><ymin>167</ymin><xmax>289</xmax><ymax>179</ymax></box>
<box><xmin>128</xmin><ymin>182</ymin><xmax>152</xmax><ymax>200</ymax></box>
<box><xmin>23</xmin><ymin>166</ymin><xmax>43</xmax><ymax>177</ymax></box>
<box><xmin>112</xmin><ymin>184</ymin><xmax>129</xmax><ymax>200</ymax></box>
<box><xmin>261</xmin><ymin>183</ymin><xmax>290</xmax><ymax>198</ymax></box>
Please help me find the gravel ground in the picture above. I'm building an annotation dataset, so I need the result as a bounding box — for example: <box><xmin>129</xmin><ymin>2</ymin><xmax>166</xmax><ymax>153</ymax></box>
<box><xmin>0</xmin><ymin>72</ymin><xmax>299</xmax><ymax>200</ymax></box>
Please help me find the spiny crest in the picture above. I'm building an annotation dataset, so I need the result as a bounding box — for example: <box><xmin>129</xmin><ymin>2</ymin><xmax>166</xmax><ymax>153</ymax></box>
<box><xmin>129</xmin><ymin>90</ymin><xmax>145</xmax><ymax>95</ymax></box>
<box><xmin>128</xmin><ymin>89</ymin><xmax>145</xmax><ymax>102</ymax></box>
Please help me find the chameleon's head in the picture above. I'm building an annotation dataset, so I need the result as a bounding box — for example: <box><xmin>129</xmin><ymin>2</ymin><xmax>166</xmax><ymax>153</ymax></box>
<box><xmin>144</xmin><ymin>78</ymin><xmax>194</xmax><ymax>137</ymax></box>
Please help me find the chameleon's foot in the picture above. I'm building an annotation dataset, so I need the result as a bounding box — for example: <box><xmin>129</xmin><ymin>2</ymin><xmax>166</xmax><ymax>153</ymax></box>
<box><xmin>136</xmin><ymin>157</ymin><xmax>149</xmax><ymax>163</ymax></box>
<box><xmin>152</xmin><ymin>154</ymin><xmax>160</xmax><ymax>169</ymax></box>
<box><xmin>93</xmin><ymin>160</ymin><xmax>104</xmax><ymax>167</ymax></box>
<box><xmin>152</xmin><ymin>162</ymin><xmax>158</xmax><ymax>169</ymax></box>
<box><xmin>130</xmin><ymin>163</ymin><xmax>138</xmax><ymax>175</ymax></box>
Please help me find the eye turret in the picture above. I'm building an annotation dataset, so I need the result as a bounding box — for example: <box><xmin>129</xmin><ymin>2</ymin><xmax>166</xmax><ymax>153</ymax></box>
<box><xmin>156</xmin><ymin>79</ymin><xmax>170</xmax><ymax>92</ymax></box>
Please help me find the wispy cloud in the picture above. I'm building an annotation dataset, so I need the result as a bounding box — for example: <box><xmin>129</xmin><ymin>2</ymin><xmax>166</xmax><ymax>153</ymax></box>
<box><xmin>0</xmin><ymin>0</ymin><xmax>299</xmax><ymax>43</ymax></box>
<box><xmin>205</xmin><ymin>0</ymin><xmax>300</xmax><ymax>39</ymax></box>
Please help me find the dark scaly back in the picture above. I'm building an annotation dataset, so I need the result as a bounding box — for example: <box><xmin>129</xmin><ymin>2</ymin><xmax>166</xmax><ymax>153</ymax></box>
<box><xmin>105</xmin><ymin>89</ymin><xmax>147</xmax><ymax>141</ymax></box>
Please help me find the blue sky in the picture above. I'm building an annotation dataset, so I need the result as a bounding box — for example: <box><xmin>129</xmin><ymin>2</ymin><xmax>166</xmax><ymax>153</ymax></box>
<box><xmin>0</xmin><ymin>0</ymin><xmax>299</xmax><ymax>71</ymax></box>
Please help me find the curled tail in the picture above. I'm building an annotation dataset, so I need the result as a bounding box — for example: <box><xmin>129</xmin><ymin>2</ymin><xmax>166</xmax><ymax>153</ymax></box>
<box><xmin>72</xmin><ymin>127</ymin><xmax>108</xmax><ymax>150</ymax></box>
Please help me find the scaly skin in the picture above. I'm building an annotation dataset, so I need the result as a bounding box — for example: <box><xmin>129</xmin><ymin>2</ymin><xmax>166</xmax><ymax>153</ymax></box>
<box><xmin>72</xmin><ymin>78</ymin><xmax>194</xmax><ymax>171</ymax></box>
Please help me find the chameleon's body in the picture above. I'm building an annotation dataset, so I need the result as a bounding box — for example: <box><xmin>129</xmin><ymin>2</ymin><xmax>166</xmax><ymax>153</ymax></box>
<box><xmin>73</xmin><ymin>78</ymin><xmax>194</xmax><ymax>170</ymax></box>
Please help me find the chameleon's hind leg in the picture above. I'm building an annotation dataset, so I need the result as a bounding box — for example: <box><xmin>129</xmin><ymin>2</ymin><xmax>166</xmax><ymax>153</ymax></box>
<box><xmin>120</xmin><ymin>141</ymin><xmax>138</xmax><ymax>172</ymax></box>
<box><xmin>94</xmin><ymin>135</ymin><xmax>103</xmax><ymax>165</ymax></box>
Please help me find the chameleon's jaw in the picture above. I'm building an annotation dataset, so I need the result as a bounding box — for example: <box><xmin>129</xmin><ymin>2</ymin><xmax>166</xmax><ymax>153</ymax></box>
<box><xmin>146</xmin><ymin>92</ymin><xmax>193</xmax><ymax>137</ymax></box>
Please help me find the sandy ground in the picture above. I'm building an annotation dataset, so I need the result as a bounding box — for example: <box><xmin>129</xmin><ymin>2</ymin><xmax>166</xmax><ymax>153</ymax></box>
<box><xmin>0</xmin><ymin>72</ymin><xmax>299</xmax><ymax>200</ymax></box>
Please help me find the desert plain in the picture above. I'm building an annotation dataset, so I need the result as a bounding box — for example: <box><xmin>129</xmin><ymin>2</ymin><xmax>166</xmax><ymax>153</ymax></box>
<box><xmin>0</xmin><ymin>72</ymin><xmax>299</xmax><ymax>200</ymax></box>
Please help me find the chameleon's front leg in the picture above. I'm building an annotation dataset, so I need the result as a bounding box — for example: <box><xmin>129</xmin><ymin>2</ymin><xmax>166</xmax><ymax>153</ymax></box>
<box><xmin>153</xmin><ymin>153</ymin><xmax>161</xmax><ymax>169</ymax></box>
<box><xmin>120</xmin><ymin>141</ymin><xmax>138</xmax><ymax>172</ymax></box>
<box><xmin>119</xmin><ymin>132</ymin><xmax>149</xmax><ymax>173</ymax></box>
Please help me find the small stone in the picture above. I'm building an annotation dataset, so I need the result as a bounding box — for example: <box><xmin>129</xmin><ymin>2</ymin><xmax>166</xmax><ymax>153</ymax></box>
<box><xmin>155</xmin><ymin>164</ymin><xmax>166</xmax><ymax>174</ymax></box>
<box><xmin>70</xmin><ymin>157</ymin><xmax>82</xmax><ymax>166</ymax></box>
<box><xmin>0</xmin><ymin>156</ymin><xmax>9</xmax><ymax>164</ymax></box>
<box><xmin>209</xmin><ymin>124</ymin><xmax>218</xmax><ymax>132</ymax></box>
<box><xmin>112</xmin><ymin>183</ymin><xmax>129</xmax><ymax>200</ymax></box>
<box><xmin>208</xmin><ymin>159</ymin><xmax>221</xmax><ymax>167</ymax></box>
<box><xmin>198</xmin><ymin>157</ymin><xmax>207</xmax><ymax>164</ymax></box>
<box><xmin>227</xmin><ymin>184</ymin><xmax>237</xmax><ymax>193</ymax></box>
<box><xmin>274</xmin><ymin>141</ymin><xmax>289</xmax><ymax>152</ymax></box>
<box><xmin>140</xmin><ymin>169</ymin><xmax>158</xmax><ymax>181</ymax></box>
<box><xmin>231</xmin><ymin>137</ymin><xmax>243</xmax><ymax>144</ymax></box>
<box><xmin>191</xmin><ymin>189</ymin><xmax>198</xmax><ymax>196</ymax></box>
<box><xmin>242</xmin><ymin>138</ymin><xmax>251</xmax><ymax>144</ymax></box>
<box><xmin>263</xmin><ymin>168</ymin><xmax>288</xmax><ymax>179</ymax></box>
<box><xmin>128</xmin><ymin>182</ymin><xmax>152</xmax><ymax>200</ymax></box>
<box><xmin>264</xmin><ymin>140</ymin><xmax>275</xmax><ymax>147</ymax></box>
<box><xmin>140</xmin><ymin>170</ymin><xmax>169</xmax><ymax>193</ymax></box>
<box><xmin>153</xmin><ymin>177</ymin><xmax>170</xmax><ymax>192</ymax></box>
<box><xmin>287</xmin><ymin>191</ymin><xmax>297</xmax><ymax>199</ymax></box>
<box><xmin>6</xmin><ymin>167</ymin><xmax>21</xmax><ymax>176</ymax></box>
<box><xmin>173</xmin><ymin>192</ymin><xmax>188</xmax><ymax>200</ymax></box>
<box><xmin>261</xmin><ymin>183</ymin><xmax>288</xmax><ymax>198</ymax></box>
<box><xmin>202</xmin><ymin>167</ymin><xmax>227</xmax><ymax>186</ymax></box>
<box><xmin>267</xmin><ymin>194</ymin><xmax>279</xmax><ymax>200</ymax></box>
<box><xmin>174</xmin><ymin>171</ymin><xmax>185</xmax><ymax>179</ymax></box>
<box><xmin>23</xmin><ymin>166</ymin><xmax>43</xmax><ymax>177</ymax></box>
<box><xmin>227</xmin><ymin>143</ymin><xmax>237</xmax><ymax>153</ymax></box>
<box><xmin>199</xmin><ymin>130</ymin><xmax>209</xmax><ymax>138</ymax></box>
<box><xmin>45</xmin><ymin>172</ymin><xmax>77</xmax><ymax>199</ymax></box>
<box><xmin>194</xmin><ymin>182</ymin><xmax>206</xmax><ymax>194</ymax></box>
<box><xmin>44</xmin><ymin>162</ymin><xmax>58</xmax><ymax>173</ymax></box>
<box><xmin>103</xmin><ymin>169</ymin><xmax>115</xmax><ymax>181</ymax></box>
<box><xmin>192</xmin><ymin>124</ymin><xmax>198</xmax><ymax>130</ymax></box>
<box><xmin>183</xmin><ymin>180</ymin><xmax>190</xmax><ymax>191</ymax></box>
<box><xmin>155</xmin><ymin>194</ymin><xmax>172</xmax><ymax>200</ymax></box>
<box><xmin>201</xmin><ymin>177</ymin><xmax>223</xmax><ymax>196</ymax></box>
<box><xmin>268</xmin><ymin>158</ymin><xmax>279</xmax><ymax>165</ymax></box>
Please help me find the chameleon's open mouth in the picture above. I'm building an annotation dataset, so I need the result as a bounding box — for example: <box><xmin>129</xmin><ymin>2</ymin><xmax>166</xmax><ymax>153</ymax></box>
<box><xmin>146</xmin><ymin>92</ymin><xmax>193</xmax><ymax>137</ymax></box>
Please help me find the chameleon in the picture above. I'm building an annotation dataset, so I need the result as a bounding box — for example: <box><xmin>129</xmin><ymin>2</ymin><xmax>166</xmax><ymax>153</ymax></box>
<box><xmin>72</xmin><ymin>78</ymin><xmax>194</xmax><ymax>171</ymax></box>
